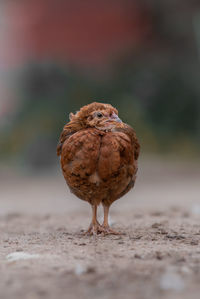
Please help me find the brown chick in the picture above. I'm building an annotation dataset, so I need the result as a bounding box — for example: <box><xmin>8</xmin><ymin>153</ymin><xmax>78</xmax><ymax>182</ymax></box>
<box><xmin>57</xmin><ymin>102</ymin><xmax>140</xmax><ymax>235</ymax></box>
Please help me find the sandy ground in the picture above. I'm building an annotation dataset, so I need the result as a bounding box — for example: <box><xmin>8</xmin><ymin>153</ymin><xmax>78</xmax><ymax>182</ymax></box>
<box><xmin>0</xmin><ymin>158</ymin><xmax>200</xmax><ymax>299</ymax></box>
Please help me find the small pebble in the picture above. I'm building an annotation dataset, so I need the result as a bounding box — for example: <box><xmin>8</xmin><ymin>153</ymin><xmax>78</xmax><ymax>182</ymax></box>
<box><xmin>190</xmin><ymin>240</ymin><xmax>198</xmax><ymax>246</ymax></box>
<box><xmin>160</xmin><ymin>268</ymin><xmax>185</xmax><ymax>291</ymax></box>
<box><xmin>6</xmin><ymin>252</ymin><xmax>40</xmax><ymax>262</ymax></box>
<box><xmin>74</xmin><ymin>264</ymin><xmax>95</xmax><ymax>275</ymax></box>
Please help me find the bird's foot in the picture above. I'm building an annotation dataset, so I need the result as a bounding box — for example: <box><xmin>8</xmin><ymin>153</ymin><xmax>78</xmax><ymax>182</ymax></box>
<box><xmin>84</xmin><ymin>221</ymin><xmax>105</xmax><ymax>236</ymax></box>
<box><xmin>101</xmin><ymin>225</ymin><xmax>123</xmax><ymax>235</ymax></box>
<box><xmin>84</xmin><ymin>223</ymin><xmax>124</xmax><ymax>236</ymax></box>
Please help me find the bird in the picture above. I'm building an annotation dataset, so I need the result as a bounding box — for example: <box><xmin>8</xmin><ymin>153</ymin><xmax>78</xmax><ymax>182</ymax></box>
<box><xmin>57</xmin><ymin>102</ymin><xmax>140</xmax><ymax>235</ymax></box>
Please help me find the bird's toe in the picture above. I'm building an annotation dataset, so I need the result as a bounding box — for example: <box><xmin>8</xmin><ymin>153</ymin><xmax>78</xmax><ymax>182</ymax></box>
<box><xmin>101</xmin><ymin>226</ymin><xmax>124</xmax><ymax>235</ymax></box>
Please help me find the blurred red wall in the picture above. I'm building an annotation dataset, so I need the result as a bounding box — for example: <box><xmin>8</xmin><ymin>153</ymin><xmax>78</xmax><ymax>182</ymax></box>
<box><xmin>0</xmin><ymin>0</ymin><xmax>151</xmax><ymax>68</ymax></box>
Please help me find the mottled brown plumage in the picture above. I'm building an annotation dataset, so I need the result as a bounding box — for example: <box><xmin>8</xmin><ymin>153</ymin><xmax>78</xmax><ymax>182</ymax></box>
<box><xmin>57</xmin><ymin>102</ymin><xmax>140</xmax><ymax>235</ymax></box>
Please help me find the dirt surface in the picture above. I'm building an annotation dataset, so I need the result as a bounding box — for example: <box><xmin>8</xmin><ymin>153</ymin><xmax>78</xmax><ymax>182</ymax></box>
<box><xmin>0</xmin><ymin>158</ymin><xmax>200</xmax><ymax>299</ymax></box>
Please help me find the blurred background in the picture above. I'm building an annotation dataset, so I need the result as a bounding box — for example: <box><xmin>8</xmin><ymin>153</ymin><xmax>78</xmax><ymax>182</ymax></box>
<box><xmin>1</xmin><ymin>3</ymin><xmax>200</xmax><ymax>298</ymax></box>
<box><xmin>1</xmin><ymin>0</ymin><xmax>200</xmax><ymax>173</ymax></box>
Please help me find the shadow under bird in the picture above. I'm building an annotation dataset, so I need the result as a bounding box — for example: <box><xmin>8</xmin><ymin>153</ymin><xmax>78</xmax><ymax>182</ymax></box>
<box><xmin>57</xmin><ymin>102</ymin><xmax>140</xmax><ymax>235</ymax></box>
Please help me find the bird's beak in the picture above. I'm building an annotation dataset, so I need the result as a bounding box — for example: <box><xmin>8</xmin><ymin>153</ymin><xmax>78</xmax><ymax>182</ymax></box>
<box><xmin>109</xmin><ymin>113</ymin><xmax>122</xmax><ymax>123</ymax></box>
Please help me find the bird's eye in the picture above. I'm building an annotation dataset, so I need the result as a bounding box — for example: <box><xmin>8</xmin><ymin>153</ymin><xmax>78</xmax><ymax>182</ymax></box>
<box><xmin>96</xmin><ymin>112</ymin><xmax>103</xmax><ymax>118</ymax></box>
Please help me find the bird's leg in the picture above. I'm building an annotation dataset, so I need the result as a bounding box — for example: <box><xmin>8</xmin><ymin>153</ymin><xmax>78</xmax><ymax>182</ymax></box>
<box><xmin>102</xmin><ymin>205</ymin><xmax>121</xmax><ymax>235</ymax></box>
<box><xmin>85</xmin><ymin>205</ymin><xmax>104</xmax><ymax>235</ymax></box>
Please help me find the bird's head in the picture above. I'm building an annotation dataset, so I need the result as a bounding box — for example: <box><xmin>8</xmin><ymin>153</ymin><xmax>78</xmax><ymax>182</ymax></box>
<box><xmin>69</xmin><ymin>102</ymin><xmax>124</xmax><ymax>132</ymax></box>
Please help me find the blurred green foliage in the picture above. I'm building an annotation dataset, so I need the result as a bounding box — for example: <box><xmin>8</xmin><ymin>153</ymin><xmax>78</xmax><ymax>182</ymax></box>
<box><xmin>1</xmin><ymin>56</ymin><xmax>200</xmax><ymax>170</ymax></box>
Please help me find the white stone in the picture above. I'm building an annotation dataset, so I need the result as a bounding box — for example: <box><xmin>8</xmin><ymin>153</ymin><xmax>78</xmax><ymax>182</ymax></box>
<box><xmin>160</xmin><ymin>268</ymin><xmax>185</xmax><ymax>291</ymax></box>
<box><xmin>6</xmin><ymin>252</ymin><xmax>40</xmax><ymax>262</ymax></box>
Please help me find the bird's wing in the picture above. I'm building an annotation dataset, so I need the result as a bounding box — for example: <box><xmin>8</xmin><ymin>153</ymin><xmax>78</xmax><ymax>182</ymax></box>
<box><xmin>97</xmin><ymin>130</ymin><xmax>137</xmax><ymax>202</ymax></box>
<box><xmin>113</xmin><ymin>129</ymin><xmax>139</xmax><ymax>199</ymax></box>
<box><xmin>113</xmin><ymin>124</ymin><xmax>140</xmax><ymax>160</ymax></box>
<box><xmin>57</xmin><ymin>121</ymin><xmax>82</xmax><ymax>156</ymax></box>
<box><xmin>60</xmin><ymin>128</ymin><xmax>102</xmax><ymax>181</ymax></box>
